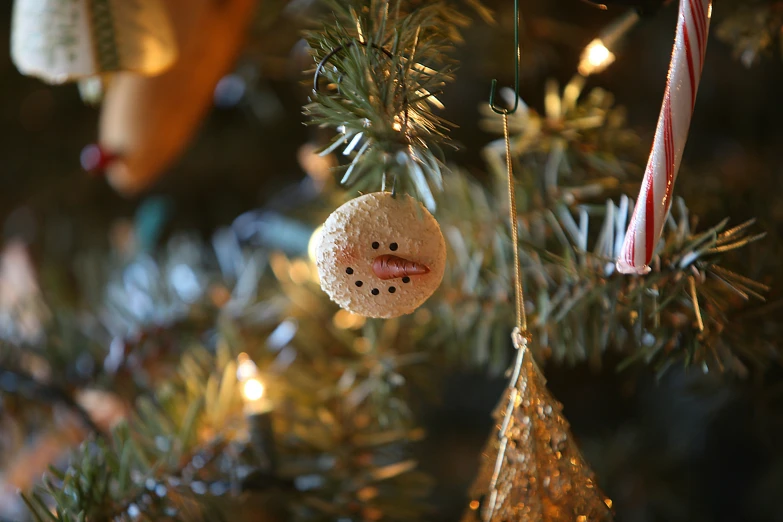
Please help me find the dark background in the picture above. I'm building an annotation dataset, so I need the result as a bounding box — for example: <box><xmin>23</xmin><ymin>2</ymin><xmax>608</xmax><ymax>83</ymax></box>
<box><xmin>2</xmin><ymin>1</ymin><xmax>783</xmax><ymax>521</ymax></box>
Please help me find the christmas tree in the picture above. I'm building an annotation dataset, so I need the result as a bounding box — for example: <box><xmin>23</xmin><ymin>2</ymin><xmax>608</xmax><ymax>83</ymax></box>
<box><xmin>1</xmin><ymin>0</ymin><xmax>782</xmax><ymax>521</ymax></box>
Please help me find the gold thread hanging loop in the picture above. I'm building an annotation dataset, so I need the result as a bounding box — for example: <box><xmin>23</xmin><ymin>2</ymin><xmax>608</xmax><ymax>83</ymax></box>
<box><xmin>503</xmin><ymin>114</ymin><xmax>527</xmax><ymax>333</ymax></box>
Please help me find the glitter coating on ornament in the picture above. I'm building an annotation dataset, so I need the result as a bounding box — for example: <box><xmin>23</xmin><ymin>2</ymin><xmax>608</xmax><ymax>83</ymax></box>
<box><xmin>315</xmin><ymin>192</ymin><xmax>446</xmax><ymax>318</ymax></box>
<box><xmin>462</xmin><ymin>335</ymin><xmax>614</xmax><ymax>522</ymax></box>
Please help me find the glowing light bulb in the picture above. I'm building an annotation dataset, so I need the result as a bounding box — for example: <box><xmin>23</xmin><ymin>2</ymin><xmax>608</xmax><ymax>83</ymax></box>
<box><xmin>588</xmin><ymin>41</ymin><xmax>610</xmax><ymax>65</ymax></box>
<box><xmin>236</xmin><ymin>353</ymin><xmax>273</xmax><ymax>414</ymax></box>
<box><xmin>242</xmin><ymin>378</ymin><xmax>265</xmax><ymax>402</ymax></box>
<box><xmin>578</xmin><ymin>39</ymin><xmax>616</xmax><ymax>77</ymax></box>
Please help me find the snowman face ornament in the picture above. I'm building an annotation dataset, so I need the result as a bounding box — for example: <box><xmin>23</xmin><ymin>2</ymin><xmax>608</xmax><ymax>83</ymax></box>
<box><xmin>315</xmin><ymin>192</ymin><xmax>446</xmax><ymax>318</ymax></box>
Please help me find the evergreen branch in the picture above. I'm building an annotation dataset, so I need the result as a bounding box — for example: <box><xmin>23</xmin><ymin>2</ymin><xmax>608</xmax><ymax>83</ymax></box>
<box><xmin>303</xmin><ymin>1</ymin><xmax>486</xmax><ymax>208</ymax></box>
<box><xmin>428</xmin><ymin>77</ymin><xmax>772</xmax><ymax>375</ymax></box>
<box><xmin>10</xmin><ymin>231</ymin><xmax>433</xmax><ymax>520</ymax></box>
<box><xmin>23</xmin><ymin>345</ymin><xmax>245</xmax><ymax>521</ymax></box>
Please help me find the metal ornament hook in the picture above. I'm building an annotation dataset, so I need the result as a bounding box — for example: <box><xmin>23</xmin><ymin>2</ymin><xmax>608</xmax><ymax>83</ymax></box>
<box><xmin>312</xmin><ymin>41</ymin><xmax>394</xmax><ymax>94</ymax></box>
<box><xmin>488</xmin><ymin>0</ymin><xmax>521</xmax><ymax>115</ymax></box>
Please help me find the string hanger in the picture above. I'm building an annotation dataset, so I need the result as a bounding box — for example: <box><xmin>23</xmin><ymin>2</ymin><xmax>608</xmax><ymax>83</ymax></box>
<box><xmin>489</xmin><ymin>0</ymin><xmax>526</xmax><ymax>333</ymax></box>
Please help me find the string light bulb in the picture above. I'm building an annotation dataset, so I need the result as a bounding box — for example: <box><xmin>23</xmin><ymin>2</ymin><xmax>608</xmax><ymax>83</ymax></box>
<box><xmin>235</xmin><ymin>353</ymin><xmax>278</xmax><ymax>472</ymax></box>
<box><xmin>578</xmin><ymin>10</ymin><xmax>641</xmax><ymax>77</ymax></box>
<box><xmin>578</xmin><ymin>39</ymin><xmax>615</xmax><ymax>76</ymax></box>
<box><xmin>242</xmin><ymin>377</ymin><xmax>265</xmax><ymax>402</ymax></box>
<box><xmin>236</xmin><ymin>353</ymin><xmax>272</xmax><ymax>414</ymax></box>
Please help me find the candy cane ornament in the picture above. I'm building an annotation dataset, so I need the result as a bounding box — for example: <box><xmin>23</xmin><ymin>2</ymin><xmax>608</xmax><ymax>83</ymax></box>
<box><xmin>616</xmin><ymin>0</ymin><xmax>712</xmax><ymax>274</ymax></box>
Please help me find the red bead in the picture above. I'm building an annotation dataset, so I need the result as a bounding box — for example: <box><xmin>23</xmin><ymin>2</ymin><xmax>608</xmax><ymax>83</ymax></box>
<box><xmin>80</xmin><ymin>143</ymin><xmax>118</xmax><ymax>175</ymax></box>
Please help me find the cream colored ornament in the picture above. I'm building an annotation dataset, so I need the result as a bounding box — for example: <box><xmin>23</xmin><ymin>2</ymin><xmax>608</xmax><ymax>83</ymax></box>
<box><xmin>95</xmin><ymin>0</ymin><xmax>258</xmax><ymax>195</ymax></box>
<box><xmin>316</xmin><ymin>192</ymin><xmax>446</xmax><ymax>319</ymax></box>
<box><xmin>11</xmin><ymin>0</ymin><xmax>177</xmax><ymax>84</ymax></box>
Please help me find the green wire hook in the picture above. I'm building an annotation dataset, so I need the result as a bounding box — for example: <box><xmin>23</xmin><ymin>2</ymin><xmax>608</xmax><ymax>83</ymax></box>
<box><xmin>488</xmin><ymin>0</ymin><xmax>520</xmax><ymax>115</ymax></box>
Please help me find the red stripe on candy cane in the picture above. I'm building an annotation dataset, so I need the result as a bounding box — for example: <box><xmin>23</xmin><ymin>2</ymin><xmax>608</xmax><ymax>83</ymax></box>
<box><xmin>663</xmin><ymin>99</ymin><xmax>670</xmax><ymax>193</ymax></box>
<box><xmin>616</xmin><ymin>0</ymin><xmax>711</xmax><ymax>275</ymax></box>
<box><xmin>683</xmin><ymin>24</ymin><xmax>697</xmax><ymax>110</ymax></box>
<box><xmin>693</xmin><ymin>0</ymin><xmax>708</xmax><ymax>54</ymax></box>
<box><xmin>688</xmin><ymin>0</ymin><xmax>703</xmax><ymax>58</ymax></box>
<box><xmin>644</xmin><ymin>169</ymin><xmax>655</xmax><ymax>263</ymax></box>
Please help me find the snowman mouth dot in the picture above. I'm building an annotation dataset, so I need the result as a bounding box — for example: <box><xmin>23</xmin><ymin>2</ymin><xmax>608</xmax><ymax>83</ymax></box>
<box><xmin>371</xmin><ymin>288</ymin><xmax>380</xmax><ymax>295</ymax></box>
<box><xmin>346</xmin><ymin>267</ymin><xmax>354</xmax><ymax>274</ymax></box>
<box><xmin>355</xmin><ymin>281</ymin><xmax>363</xmax><ymax>287</ymax></box>
<box><xmin>389</xmin><ymin>286</ymin><xmax>396</xmax><ymax>293</ymax></box>
<box><xmin>389</xmin><ymin>243</ymin><xmax>398</xmax><ymax>251</ymax></box>
<box><xmin>372</xmin><ymin>241</ymin><xmax>380</xmax><ymax>249</ymax></box>
<box><xmin>402</xmin><ymin>276</ymin><xmax>410</xmax><ymax>284</ymax></box>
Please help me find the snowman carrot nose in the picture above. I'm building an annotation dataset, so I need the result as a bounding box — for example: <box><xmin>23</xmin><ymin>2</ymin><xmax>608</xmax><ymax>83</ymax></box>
<box><xmin>372</xmin><ymin>255</ymin><xmax>430</xmax><ymax>280</ymax></box>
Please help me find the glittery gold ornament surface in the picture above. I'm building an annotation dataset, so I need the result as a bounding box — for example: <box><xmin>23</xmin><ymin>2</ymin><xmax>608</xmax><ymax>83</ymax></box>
<box><xmin>463</xmin><ymin>332</ymin><xmax>613</xmax><ymax>522</ymax></box>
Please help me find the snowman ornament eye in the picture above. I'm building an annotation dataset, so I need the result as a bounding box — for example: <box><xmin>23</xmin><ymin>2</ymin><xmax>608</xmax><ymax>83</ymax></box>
<box><xmin>315</xmin><ymin>192</ymin><xmax>446</xmax><ymax>318</ymax></box>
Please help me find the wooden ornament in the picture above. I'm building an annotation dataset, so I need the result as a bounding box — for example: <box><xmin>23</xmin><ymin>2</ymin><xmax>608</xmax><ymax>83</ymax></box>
<box><xmin>11</xmin><ymin>0</ymin><xmax>177</xmax><ymax>84</ymax></box>
<box><xmin>315</xmin><ymin>192</ymin><xmax>446</xmax><ymax>319</ymax></box>
<box><xmin>96</xmin><ymin>0</ymin><xmax>258</xmax><ymax>195</ymax></box>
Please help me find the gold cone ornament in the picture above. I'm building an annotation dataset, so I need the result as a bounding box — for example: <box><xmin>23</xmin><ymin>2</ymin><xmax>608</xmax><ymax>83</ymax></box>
<box><xmin>11</xmin><ymin>0</ymin><xmax>177</xmax><ymax>84</ymax></box>
<box><xmin>462</xmin><ymin>331</ymin><xmax>613</xmax><ymax>522</ymax></box>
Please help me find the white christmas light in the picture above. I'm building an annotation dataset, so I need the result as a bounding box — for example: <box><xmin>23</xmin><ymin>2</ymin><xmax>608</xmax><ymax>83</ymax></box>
<box><xmin>236</xmin><ymin>353</ymin><xmax>272</xmax><ymax>413</ymax></box>
<box><xmin>578</xmin><ymin>39</ymin><xmax>615</xmax><ymax>76</ymax></box>
<box><xmin>242</xmin><ymin>378</ymin><xmax>265</xmax><ymax>402</ymax></box>
<box><xmin>578</xmin><ymin>10</ymin><xmax>641</xmax><ymax>77</ymax></box>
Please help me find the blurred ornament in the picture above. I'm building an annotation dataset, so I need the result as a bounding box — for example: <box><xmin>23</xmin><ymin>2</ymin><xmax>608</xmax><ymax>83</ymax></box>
<box><xmin>0</xmin><ymin>241</ymin><xmax>49</xmax><ymax>344</ymax></box>
<box><xmin>315</xmin><ymin>192</ymin><xmax>446</xmax><ymax>319</ymax></box>
<box><xmin>463</xmin><ymin>331</ymin><xmax>614</xmax><ymax>522</ymax></box>
<box><xmin>90</xmin><ymin>0</ymin><xmax>258</xmax><ymax>195</ymax></box>
<box><xmin>11</xmin><ymin>0</ymin><xmax>177</xmax><ymax>84</ymax></box>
